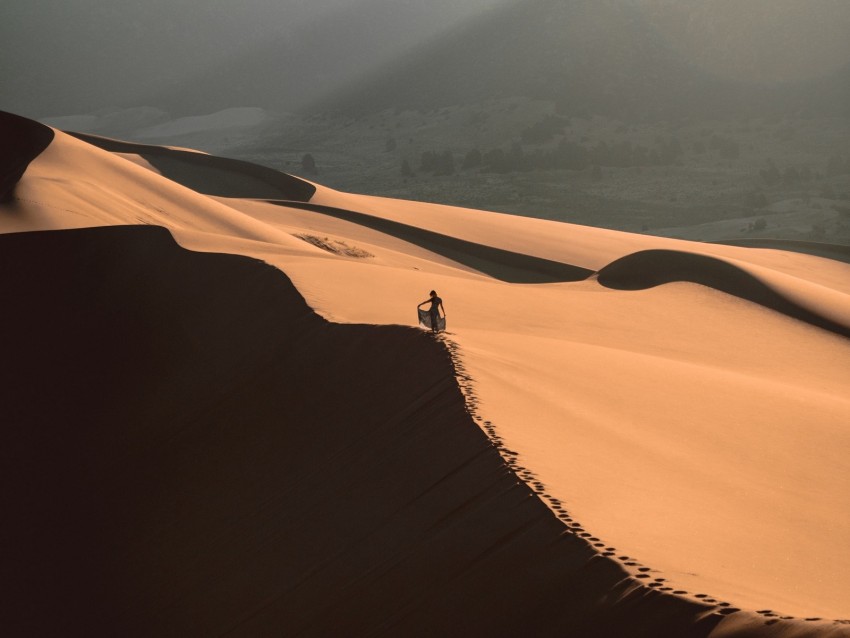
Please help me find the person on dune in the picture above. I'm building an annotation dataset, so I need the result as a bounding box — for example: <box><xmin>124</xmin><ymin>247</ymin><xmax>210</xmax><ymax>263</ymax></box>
<box><xmin>418</xmin><ymin>290</ymin><xmax>445</xmax><ymax>333</ymax></box>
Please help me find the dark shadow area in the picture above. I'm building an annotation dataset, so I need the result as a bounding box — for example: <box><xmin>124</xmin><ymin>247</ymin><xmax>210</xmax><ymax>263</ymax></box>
<box><xmin>0</xmin><ymin>111</ymin><xmax>55</xmax><ymax>202</ymax></box>
<box><xmin>714</xmin><ymin>239</ymin><xmax>850</xmax><ymax>266</ymax></box>
<box><xmin>66</xmin><ymin>131</ymin><xmax>316</xmax><ymax>202</ymax></box>
<box><xmin>0</xmin><ymin>225</ymin><xmax>723</xmax><ymax>637</ymax></box>
<box><xmin>271</xmin><ymin>200</ymin><xmax>594</xmax><ymax>284</ymax></box>
<box><xmin>597</xmin><ymin>249</ymin><xmax>850</xmax><ymax>339</ymax></box>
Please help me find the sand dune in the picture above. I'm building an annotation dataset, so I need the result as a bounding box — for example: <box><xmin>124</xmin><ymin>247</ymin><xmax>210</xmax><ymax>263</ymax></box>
<box><xmin>597</xmin><ymin>249</ymin><xmax>850</xmax><ymax>338</ymax></box>
<box><xmin>268</xmin><ymin>200</ymin><xmax>595</xmax><ymax>283</ymax></box>
<box><xmin>0</xmin><ymin>225</ymin><xmax>720</xmax><ymax>637</ymax></box>
<box><xmin>2</xmin><ymin>113</ymin><xmax>849</xmax><ymax>636</ymax></box>
<box><xmin>67</xmin><ymin>131</ymin><xmax>315</xmax><ymax>201</ymax></box>
<box><xmin>717</xmin><ymin>239</ymin><xmax>850</xmax><ymax>266</ymax></box>
<box><xmin>0</xmin><ymin>111</ymin><xmax>54</xmax><ymax>201</ymax></box>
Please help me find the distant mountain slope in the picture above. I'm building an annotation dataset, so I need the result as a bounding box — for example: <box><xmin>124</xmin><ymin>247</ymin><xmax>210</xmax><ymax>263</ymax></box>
<box><xmin>319</xmin><ymin>0</ymin><xmax>850</xmax><ymax>118</ymax></box>
<box><xmin>635</xmin><ymin>0</ymin><xmax>850</xmax><ymax>85</ymax></box>
<box><xmin>7</xmin><ymin>0</ymin><xmax>845</xmax><ymax>119</ymax></box>
<box><xmin>0</xmin><ymin>0</ymin><xmax>504</xmax><ymax>118</ymax></box>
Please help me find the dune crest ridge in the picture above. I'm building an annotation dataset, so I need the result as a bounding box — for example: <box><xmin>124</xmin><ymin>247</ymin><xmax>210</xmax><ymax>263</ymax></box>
<box><xmin>1</xmin><ymin>225</ymin><xmax>721</xmax><ymax>637</ymax></box>
<box><xmin>66</xmin><ymin>130</ymin><xmax>316</xmax><ymax>201</ymax></box>
<box><xmin>597</xmin><ymin>249</ymin><xmax>850</xmax><ymax>338</ymax></box>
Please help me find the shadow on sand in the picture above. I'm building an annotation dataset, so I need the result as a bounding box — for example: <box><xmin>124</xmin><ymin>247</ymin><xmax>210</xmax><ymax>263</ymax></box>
<box><xmin>0</xmin><ymin>111</ymin><xmax>55</xmax><ymax>202</ymax></box>
<box><xmin>0</xmin><ymin>225</ymin><xmax>721</xmax><ymax>637</ymax></box>
<box><xmin>597</xmin><ymin>249</ymin><xmax>850</xmax><ymax>339</ymax></box>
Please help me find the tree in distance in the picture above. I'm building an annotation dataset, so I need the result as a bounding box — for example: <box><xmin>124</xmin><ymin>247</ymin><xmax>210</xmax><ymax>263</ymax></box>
<box><xmin>301</xmin><ymin>153</ymin><xmax>317</xmax><ymax>175</ymax></box>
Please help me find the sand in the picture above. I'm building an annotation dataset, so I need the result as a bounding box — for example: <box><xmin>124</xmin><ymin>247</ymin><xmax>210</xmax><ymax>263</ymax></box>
<box><xmin>2</xmin><ymin>110</ymin><xmax>849</xmax><ymax>636</ymax></box>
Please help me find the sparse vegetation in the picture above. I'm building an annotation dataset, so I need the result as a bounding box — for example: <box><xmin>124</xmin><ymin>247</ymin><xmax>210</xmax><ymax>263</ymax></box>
<box><xmin>750</xmin><ymin>218</ymin><xmax>768</xmax><ymax>232</ymax></box>
<box><xmin>420</xmin><ymin>150</ymin><xmax>455</xmax><ymax>175</ymax></box>
<box><xmin>239</xmin><ymin>105</ymin><xmax>850</xmax><ymax>245</ymax></box>
<box><xmin>301</xmin><ymin>153</ymin><xmax>317</xmax><ymax>175</ymax></box>
<box><xmin>462</xmin><ymin>149</ymin><xmax>482</xmax><ymax>169</ymax></box>
<box><xmin>710</xmin><ymin>135</ymin><xmax>740</xmax><ymax>159</ymax></box>
<box><xmin>744</xmin><ymin>191</ymin><xmax>768</xmax><ymax>208</ymax></box>
<box><xmin>827</xmin><ymin>154</ymin><xmax>850</xmax><ymax>176</ymax></box>
<box><xmin>521</xmin><ymin>115</ymin><xmax>567</xmax><ymax>144</ymax></box>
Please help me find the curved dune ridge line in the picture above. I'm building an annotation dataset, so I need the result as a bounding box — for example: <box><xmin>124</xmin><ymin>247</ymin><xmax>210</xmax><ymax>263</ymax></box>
<box><xmin>267</xmin><ymin>199</ymin><xmax>595</xmax><ymax>283</ymax></box>
<box><xmin>597</xmin><ymin>249</ymin><xmax>850</xmax><ymax>339</ymax></box>
<box><xmin>716</xmin><ymin>239</ymin><xmax>850</xmax><ymax>266</ymax></box>
<box><xmin>66</xmin><ymin>130</ymin><xmax>316</xmax><ymax>202</ymax></box>
<box><xmin>2</xmin><ymin>113</ymin><xmax>850</xmax><ymax>632</ymax></box>
<box><xmin>0</xmin><ymin>226</ymin><xmax>720</xmax><ymax>637</ymax></box>
<box><xmin>0</xmin><ymin>111</ymin><xmax>54</xmax><ymax>201</ymax></box>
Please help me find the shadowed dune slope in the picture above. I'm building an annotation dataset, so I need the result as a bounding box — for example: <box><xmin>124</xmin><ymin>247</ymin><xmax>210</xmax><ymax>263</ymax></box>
<box><xmin>0</xmin><ymin>226</ymin><xmax>723</xmax><ymax>637</ymax></box>
<box><xmin>270</xmin><ymin>200</ymin><xmax>594</xmax><ymax>283</ymax></box>
<box><xmin>0</xmin><ymin>111</ymin><xmax>54</xmax><ymax>202</ymax></box>
<box><xmin>597</xmin><ymin>249</ymin><xmax>850</xmax><ymax>338</ymax></box>
<box><xmin>66</xmin><ymin>131</ymin><xmax>316</xmax><ymax>201</ymax></box>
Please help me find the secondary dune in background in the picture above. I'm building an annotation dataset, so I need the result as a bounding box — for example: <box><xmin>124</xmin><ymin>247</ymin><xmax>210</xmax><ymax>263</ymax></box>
<box><xmin>67</xmin><ymin>131</ymin><xmax>316</xmax><ymax>201</ymax></box>
<box><xmin>2</xmin><ymin>112</ymin><xmax>849</xmax><ymax>635</ymax></box>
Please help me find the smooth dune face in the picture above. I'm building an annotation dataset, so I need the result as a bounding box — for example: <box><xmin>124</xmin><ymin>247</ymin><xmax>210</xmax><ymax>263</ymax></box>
<box><xmin>2</xmin><ymin>119</ymin><xmax>850</xmax><ymax>633</ymax></box>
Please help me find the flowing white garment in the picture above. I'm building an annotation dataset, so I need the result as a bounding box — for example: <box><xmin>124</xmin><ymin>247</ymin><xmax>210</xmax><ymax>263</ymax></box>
<box><xmin>418</xmin><ymin>308</ymin><xmax>446</xmax><ymax>332</ymax></box>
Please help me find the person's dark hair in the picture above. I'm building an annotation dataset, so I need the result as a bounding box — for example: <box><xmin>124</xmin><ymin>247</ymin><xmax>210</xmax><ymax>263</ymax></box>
<box><xmin>429</xmin><ymin>290</ymin><xmax>436</xmax><ymax>296</ymax></box>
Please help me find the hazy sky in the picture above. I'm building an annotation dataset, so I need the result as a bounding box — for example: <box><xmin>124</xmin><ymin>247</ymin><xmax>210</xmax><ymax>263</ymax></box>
<box><xmin>2</xmin><ymin>0</ymin><xmax>847</xmax><ymax>119</ymax></box>
<box><xmin>0</xmin><ymin>0</ymin><xmax>506</xmax><ymax>117</ymax></box>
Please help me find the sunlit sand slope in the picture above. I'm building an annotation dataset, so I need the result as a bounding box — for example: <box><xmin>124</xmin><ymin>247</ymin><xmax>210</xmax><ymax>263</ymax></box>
<box><xmin>1</xmin><ymin>226</ymin><xmax>718</xmax><ymax>637</ymax></box>
<box><xmin>2</xmin><ymin>113</ymin><xmax>849</xmax><ymax>635</ymax></box>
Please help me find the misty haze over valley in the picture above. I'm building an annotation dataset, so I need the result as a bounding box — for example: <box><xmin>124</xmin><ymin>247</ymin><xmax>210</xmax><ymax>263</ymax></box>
<box><xmin>4</xmin><ymin>0</ymin><xmax>849</xmax><ymax>247</ymax></box>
